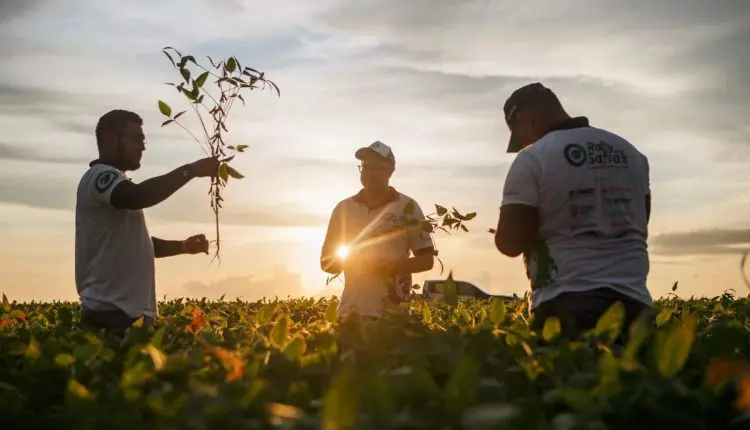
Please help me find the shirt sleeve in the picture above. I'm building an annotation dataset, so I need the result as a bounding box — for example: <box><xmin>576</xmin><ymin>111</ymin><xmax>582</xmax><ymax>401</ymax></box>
<box><xmin>501</xmin><ymin>149</ymin><xmax>540</xmax><ymax>208</ymax></box>
<box><xmin>87</xmin><ymin>165</ymin><xmax>128</xmax><ymax>206</ymax></box>
<box><xmin>406</xmin><ymin>199</ymin><xmax>435</xmax><ymax>252</ymax></box>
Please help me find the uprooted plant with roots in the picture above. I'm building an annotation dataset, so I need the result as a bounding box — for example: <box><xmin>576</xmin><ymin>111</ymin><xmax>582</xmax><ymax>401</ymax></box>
<box><xmin>157</xmin><ymin>46</ymin><xmax>280</xmax><ymax>261</ymax></box>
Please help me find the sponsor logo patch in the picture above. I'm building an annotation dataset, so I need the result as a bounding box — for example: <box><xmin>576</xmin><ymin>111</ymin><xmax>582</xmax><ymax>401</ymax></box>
<box><xmin>95</xmin><ymin>170</ymin><xmax>118</xmax><ymax>193</ymax></box>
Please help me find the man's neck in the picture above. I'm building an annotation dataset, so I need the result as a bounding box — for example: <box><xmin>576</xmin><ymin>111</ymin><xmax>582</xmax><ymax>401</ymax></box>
<box><xmin>91</xmin><ymin>157</ymin><xmax>125</xmax><ymax>171</ymax></box>
<box><xmin>361</xmin><ymin>186</ymin><xmax>392</xmax><ymax>208</ymax></box>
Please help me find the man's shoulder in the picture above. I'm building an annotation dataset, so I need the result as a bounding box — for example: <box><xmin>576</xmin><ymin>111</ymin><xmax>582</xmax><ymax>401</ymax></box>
<box><xmin>77</xmin><ymin>162</ymin><xmax>127</xmax><ymax>200</ymax></box>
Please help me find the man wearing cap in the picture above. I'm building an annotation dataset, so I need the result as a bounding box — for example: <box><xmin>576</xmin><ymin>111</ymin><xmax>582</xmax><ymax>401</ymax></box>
<box><xmin>493</xmin><ymin>83</ymin><xmax>653</xmax><ymax>341</ymax></box>
<box><xmin>320</xmin><ymin>141</ymin><xmax>436</xmax><ymax>319</ymax></box>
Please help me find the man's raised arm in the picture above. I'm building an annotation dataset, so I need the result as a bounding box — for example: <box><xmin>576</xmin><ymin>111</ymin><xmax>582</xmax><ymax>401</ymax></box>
<box><xmin>110</xmin><ymin>157</ymin><xmax>219</xmax><ymax>210</ymax></box>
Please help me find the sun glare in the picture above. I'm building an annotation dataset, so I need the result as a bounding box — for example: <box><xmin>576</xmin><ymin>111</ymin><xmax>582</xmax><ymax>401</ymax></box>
<box><xmin>336</xmin><ymin>245</ymin><xmax>349</xmax><ymax>259</ymax></box>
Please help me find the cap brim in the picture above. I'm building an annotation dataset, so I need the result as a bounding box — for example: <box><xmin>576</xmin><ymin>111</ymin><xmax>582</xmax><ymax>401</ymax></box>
<box><xmin>506</xmin><ymin>133</ymin><xmax>523</xmax><ymax>153</ymax></box>
<box><xmin>355</xmin><ymin>147</ymin><xmax>378</xmax><ymax>160</ymax></box>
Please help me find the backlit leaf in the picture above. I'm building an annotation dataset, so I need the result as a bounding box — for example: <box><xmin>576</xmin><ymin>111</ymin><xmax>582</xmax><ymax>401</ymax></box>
<box><xmin>158</xmin><ymin>100</ymin><xmax>172</xmax><ymax>117</ymax></box>
<box><xmin>656</xmin><ymin>316</ymin><xmax>696</xmax><ymax>378</ymax></box>
<box><xmin>594</xmin><ymin>301</ymin><xmax>625</xmax><ymax>342</ymax></box>
<box><xmin>489</xmin><ymin>297</ymin><xmax>506</xmax><ymax>324</ymax></box>
<box><xmin>542</xmin><ymin>316</ymin><xmax>561</xmax><ymax>342</ymax></box>
<box><xmin>195</xmin><ymin>71</ymin><xmax>209</xmax><ymax>88</ymax></box>
<box><xmin>271</xmin><ymin>315</ymin><xmax>290</xmax><ymax>348</ymax></box>
<box><xmin>283</xmin><ymin>336</ymin><xmax>307</xmax><ymax>360</ymax></box>
<box><xmin>225</xmin><ymin>164</ymin><xmax>244</xmax><ymax>179</ymax></box>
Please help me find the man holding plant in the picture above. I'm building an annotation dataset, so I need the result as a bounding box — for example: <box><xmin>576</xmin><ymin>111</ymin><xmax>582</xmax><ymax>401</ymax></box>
<box><xmin>320</xmin><ymin>141</ymin><xmax>436</xmax><ymax>319</ymax></box>
<box><xmin>75</xmin><ymin>109</ymin><xmax>219</xmax><ymax>335</ymax></box>
<box><xmin>493</xmin><ymin>83</ymin><xmax>653</xmax><ymax>342</ymax></box>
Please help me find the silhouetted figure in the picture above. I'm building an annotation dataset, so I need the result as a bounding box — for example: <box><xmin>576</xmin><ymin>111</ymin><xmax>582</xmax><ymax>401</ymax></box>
<box><xmin>75</xmin><ymin>109</ymin><xmax>218</xmax><ymax>336</ymax></box>
<box><xmin>494</xmin><ymin>83</ymin><xmax>653</xmax><ymax>342</ymax></box>
<box><xmin>320</xmin><ymin>141</ymin><xmax>435</xmax><ymax>319</ymax></box>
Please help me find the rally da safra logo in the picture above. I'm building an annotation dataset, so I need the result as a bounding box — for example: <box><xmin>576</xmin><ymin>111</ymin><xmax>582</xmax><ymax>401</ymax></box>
<box><xmin>563</xmin><ymin>143</ymin><xmax>587</xmax><ymax>167</ymax></box>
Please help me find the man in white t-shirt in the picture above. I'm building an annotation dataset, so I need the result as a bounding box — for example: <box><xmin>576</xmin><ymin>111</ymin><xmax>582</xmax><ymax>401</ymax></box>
<box><xmin>493</xmin><ymin>83</ymin><xmax>653</xmax><ymax>341</ymax></box>
<box><xmin>75</xmin><ymin>109</ymin><xmax>219</xmax><ymax>335</ymax></box>
<box><xmin>320</xmin><ymin>141</ymin><xmax>435</xmax><ymax>319</ymax></box>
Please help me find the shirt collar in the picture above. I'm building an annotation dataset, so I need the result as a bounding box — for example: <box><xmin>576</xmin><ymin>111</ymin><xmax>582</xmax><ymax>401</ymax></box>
<box><xmin>352</xmin><ymin>186</ymin><xmax>400</xmax><ymax>209</ymax></box>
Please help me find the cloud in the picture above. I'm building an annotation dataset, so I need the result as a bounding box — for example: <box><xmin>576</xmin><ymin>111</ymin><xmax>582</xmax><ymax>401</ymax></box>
<box><xmin>651</xmin><ymin>228</ymin><xmax>750</xmax><ymax>256</ymax></box>
<box><xmin>0</xmin><ymin>142</ymin><xmax>89</xmax><ymax>165</ymax></box>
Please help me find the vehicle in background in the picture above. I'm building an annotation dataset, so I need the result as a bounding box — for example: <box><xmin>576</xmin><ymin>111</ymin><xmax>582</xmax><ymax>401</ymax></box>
<box><xmin>419</xmin><ymin>279</ymin><xmax>517</xmax><ymax>301</ymax></box>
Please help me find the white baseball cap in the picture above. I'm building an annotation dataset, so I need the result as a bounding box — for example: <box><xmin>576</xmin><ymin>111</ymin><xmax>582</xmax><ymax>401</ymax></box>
<box><xmin>354</xmin><ymin>140</ymin><xmax>396</xmax><ymax>166</ymax></box>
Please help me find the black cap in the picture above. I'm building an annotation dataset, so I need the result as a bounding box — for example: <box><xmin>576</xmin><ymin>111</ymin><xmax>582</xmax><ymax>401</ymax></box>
<box><xmin>503</xmin><ymin>82</ymin><xmax>557</xmax><ymax>153</ymax></box>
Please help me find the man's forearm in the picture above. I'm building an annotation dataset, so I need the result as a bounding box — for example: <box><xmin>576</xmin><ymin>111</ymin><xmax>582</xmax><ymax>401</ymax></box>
<box><xmin>111</xmin><ymin>164</ymin><xmax>193</xmax><ymax>210</ymax></box>
<box><xmin>388</xmin><ymin>254</ymin><xmax>434</xmax><ymax>274</ymax></box>
<box><xmin>152</xmin><ymin>237</ymin><xmax>184</xmax><ymax>258</ymax></box>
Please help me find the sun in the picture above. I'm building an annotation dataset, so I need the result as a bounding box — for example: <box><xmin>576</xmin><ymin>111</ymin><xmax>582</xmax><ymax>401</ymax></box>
<box><xmin>336</xmin><ymin>245</ymin><xmax>349</xmax><ymax>260</ymax></box>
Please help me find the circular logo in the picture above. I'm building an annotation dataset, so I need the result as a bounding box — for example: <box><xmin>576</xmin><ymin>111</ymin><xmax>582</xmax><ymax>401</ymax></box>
<box><xmin>95</xmin><ymin>170</ymin><xmax>117</xmax><ymax>192</ymax></box>
<box><xmin>563</xmin><ymin>143</ymin><xmax>587</xmax><ymax>167</ymax></box>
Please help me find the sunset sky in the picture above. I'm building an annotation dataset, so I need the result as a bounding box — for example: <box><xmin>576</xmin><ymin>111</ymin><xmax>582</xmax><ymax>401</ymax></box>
<box><xmin>1</xmin><ymin>0</ymin><xmax>749</xmax><ymax>303</ymax></box>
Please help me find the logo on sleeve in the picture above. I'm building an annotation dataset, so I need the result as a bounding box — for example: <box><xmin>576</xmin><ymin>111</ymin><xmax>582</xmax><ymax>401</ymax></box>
<box><xmin>563</xmin><ymin>143</ymin><xmax>587</xmax><ymax>167</ymax></box>
<box><xmin>94</xmin><ymin>170</ymin><xmax>118</xmax><ymax>193</ymax></box>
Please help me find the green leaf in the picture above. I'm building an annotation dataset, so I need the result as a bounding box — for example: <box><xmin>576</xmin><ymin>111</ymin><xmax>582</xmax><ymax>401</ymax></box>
<box><xmin>554</xmin><ymin>388</ymin><xmax>593</xmax><ymax>412</ymax></box>
<box><xmin>236</xmin><ymin>144</ymin><xmax>248</xmax><ymax>152</ymax></box>
<box><xmin>195</xmin><ymin>71</ymin><xmax>209</xmax><ymax>88</ymax></box>
<box><xmin>218</xmin><ymin>163</ymin><xmax>229</xmax><ymax>183</ymax></box>
<box><xmin>464</xmin><ymin>212</ymin><xmax>477</xmax><ymax>220</ymax></box>
<box><xmin>257</xmin><ymin>303</ymin><xmax>277</xmax><ymax>323</ymax></box>
<box><xmin>225</xmin><ymin>164</ymin><xmax>244</xmax><ymax>179</ymax></box>
<box><xmin>161</xmin><ymin>119</ymin><xmax>174</xmax><ymax>127</ymax></box>
<box><xmin>173</xmin><ymin>110</ymin><xmax>186</xmax><ymax>120</ymax></box>
<box><xmin>271</xmin><ymin>315</ymin><xmax>289</xmax><ymax>348</ymax></box>
<box><xmin>444</xmin><ymin>355</ymin><xmax>479</xmax><ymax>412</ymax></box>
<box><xmin>655</xmin><ymin>307</ymin><xmax>674</xmax><ymax>327</ymax></box>
<box><xmin>655</xmin><ymin>316</ymin><xmax>696</xmax><ymax>378</ymax></box>
<box><xmin>225</xmin><ymin>57</ymin><xmax>237</xmax><ymax>73</ymax></box>
<box><xmin>403</xmin><ymin>200</ymin><xmax>415</xmax><ymax>216</ymax></box>
<box><xmin>421</xmin><ymin>302</ymin><xmax>433</xmax><ymax>324</ymax></box>
<box><xmin>158</xmin><ymin>100</ymin><xmax>172</xmax><ymax>117</ymax></box>
<box><xmin>180</xmin><ymin>68</ymin><xmax>190</xmax><ymax>83</ymax></box>
<box><xmin>55</xmin><ymin>353</ymin><xmax>76</xmax><ymax>367</ymax></box>
<box><xmin>435</xmin><ymin>204</ymin><xmax>447</xmax><ymax>216</ymax></box>
<box><xmin>325</xmin><ymin>299</ymin><xmax>338</xmax><ymax>324</ymax></box>
<box><xmin>443</xmin><ymin>272</ymin><xmax>458</xmax><ymax>306</ymax></box>
<box><xmin>542</xmin><ymin>316</ymin><xmax>561</xmax><ymax>342</ymax></box>
<box><xmin>150</xmin><ymin>326</ymin><xmax>166</xmax><ymax>348</ymax></box>
<box><xmin>282</xmin><ymin>336</ymin><xmax>307</xmax><ymax>360</ymax></box>
<box><xmin>594</xmin><ymin>301</ymin><xmax>625</xmax><ymax>342</ymax></box>
<box><xmin>489</xmin><ymin>297</ymin><xmax>505</xmax><ymax>324</ymax></box>
<box><xmin>322</xmin><ymin>368</ymin><xmax>358</xmax><ymax>430</ymax></box>
<box><xmin>2</xmin><ymin>293</ymin><xmax>9</xmax><ymax>311</ymax></box>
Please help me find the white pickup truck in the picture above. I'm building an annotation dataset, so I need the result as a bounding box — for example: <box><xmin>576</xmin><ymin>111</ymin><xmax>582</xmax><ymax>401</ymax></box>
<box><xmin>419</xmin><ymin>279</ymin><xmax>516</xmax><ymax>301</ymax></box>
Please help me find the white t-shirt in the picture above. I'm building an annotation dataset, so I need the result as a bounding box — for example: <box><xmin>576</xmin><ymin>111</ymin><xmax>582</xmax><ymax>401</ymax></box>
<box><xmin>74</xmin><ymin>162</ymin><xmax>157</xmax><ymax>318</ymax></box>
<box><xmin>501</xmin><ymin>121</ymin><xmax>652</xmax><ymax>310</ymax></box>
<box><xmin>322</xmin><ymin>188</ymin><xmax>435</xmax><ymax>318</ymax></box>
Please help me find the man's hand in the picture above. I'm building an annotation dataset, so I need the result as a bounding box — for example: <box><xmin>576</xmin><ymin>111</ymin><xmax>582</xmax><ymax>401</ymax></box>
<box><xmin>188</xmin><ymin>157</ymin><xmax>220</xmax><ymax>178</ymax></box>
<box><xmin>182</xmin><ymin>234</ymin><xmax>210</xmax><ymax>254</ymax></box>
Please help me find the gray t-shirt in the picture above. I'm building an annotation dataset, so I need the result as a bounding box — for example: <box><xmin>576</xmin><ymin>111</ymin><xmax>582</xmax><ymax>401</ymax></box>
<box><xmin>501</xmin><ymin>125</ymin><xmax>653</xmax><ymax>309</ymax></box>
<box><xmin>75</xmin><ymin>163</ymin><xmax>156</xmax><ymax>318</ymax></box>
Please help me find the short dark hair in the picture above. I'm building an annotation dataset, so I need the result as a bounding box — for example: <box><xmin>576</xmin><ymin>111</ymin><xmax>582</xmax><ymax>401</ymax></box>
<box><xmin>95</xmin><ymin>109</ymin><xmax>142</xmax><ymax>147</ymax></box>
